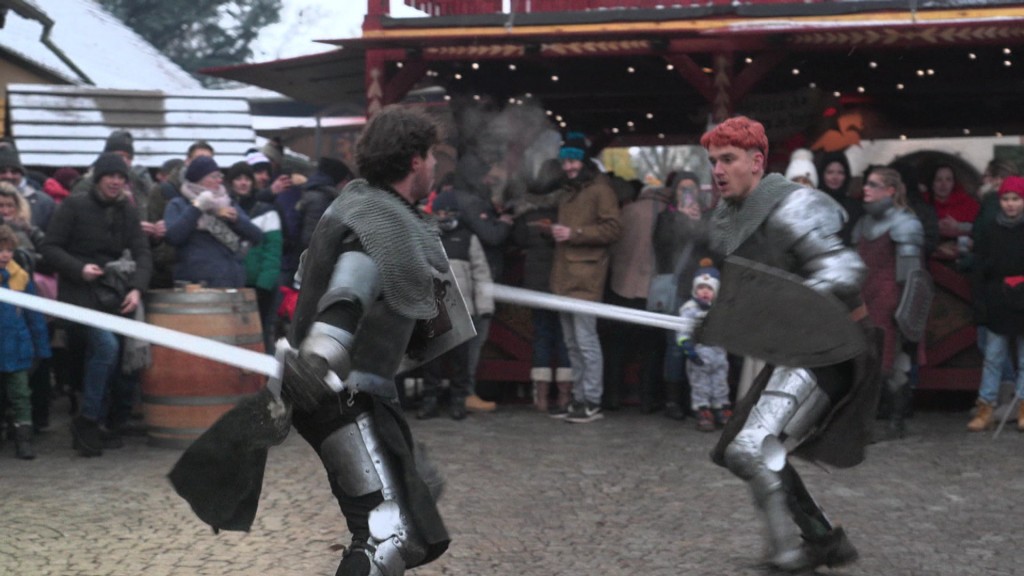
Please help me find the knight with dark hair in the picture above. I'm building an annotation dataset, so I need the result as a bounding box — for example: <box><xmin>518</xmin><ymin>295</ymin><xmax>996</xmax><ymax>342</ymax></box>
<box><xmin>171</xmin><ymin>105</ymin><xmax>462</xmax><ymax>576</ymax></box>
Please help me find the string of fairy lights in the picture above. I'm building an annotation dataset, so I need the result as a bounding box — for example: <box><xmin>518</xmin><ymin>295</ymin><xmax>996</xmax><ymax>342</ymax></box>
<box><xmin>392</xmin><ymin>42</ymin><xmax>1018</xmax><ymax>141</ymax></box>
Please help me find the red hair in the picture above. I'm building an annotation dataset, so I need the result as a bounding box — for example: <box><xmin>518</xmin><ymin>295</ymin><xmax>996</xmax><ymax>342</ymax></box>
<box><xmin>700</xmin><ymin>116</ymin><xmax>769</xmax><ymax>158</ymax></box>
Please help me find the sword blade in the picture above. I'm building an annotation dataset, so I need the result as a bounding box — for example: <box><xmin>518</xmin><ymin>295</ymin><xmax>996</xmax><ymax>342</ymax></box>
<box><xmin>489</xmin><ymin>284</ymin><xmax>686</xmax><ymax>332</ymax></box>
<box><xmin>0</xmin><ymin>288</ymin><xmax>279</xmax><ymax>378</ymax></box>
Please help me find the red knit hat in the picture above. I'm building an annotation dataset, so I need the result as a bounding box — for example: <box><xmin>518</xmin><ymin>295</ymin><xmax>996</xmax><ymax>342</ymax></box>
<box><xmin>998</xmin><ymin>175</ymin><xmax>1024</xmax><ymax>197</ymax></box>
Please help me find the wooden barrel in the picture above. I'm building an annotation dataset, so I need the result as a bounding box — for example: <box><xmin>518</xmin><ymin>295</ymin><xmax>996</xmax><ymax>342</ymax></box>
<box><xmin>142</xmin><ymin>287</ymin><xmax>265</xmax><ymax>448</ymax></box>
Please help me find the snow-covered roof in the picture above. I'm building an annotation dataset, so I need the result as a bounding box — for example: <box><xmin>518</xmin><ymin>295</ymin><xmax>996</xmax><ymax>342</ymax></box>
<box><xmin>0</xmin><ymin>0</ymin><xmax>202</xmax><ymax>90</ymax></box>
<box><xmin>7</xmin><ymin>84</ymin><xmax>256</xmax><ymax>169</ymax></box>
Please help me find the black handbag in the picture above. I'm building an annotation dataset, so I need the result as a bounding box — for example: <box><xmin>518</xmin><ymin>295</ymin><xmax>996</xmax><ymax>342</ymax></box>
<box><xmin>93</xmin><ymin>250</ymin><xmax>136</xmax><ymax>315</ymax></box>
<box><xmin>647</xmin><ymin>208</ymin><xmax>694</xmax><ymax>313</ymax></box>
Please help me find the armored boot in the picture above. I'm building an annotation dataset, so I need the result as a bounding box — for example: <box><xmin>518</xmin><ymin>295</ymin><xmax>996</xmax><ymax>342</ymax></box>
<box><xmin>885</xmin><ymin>358</ymin><xmax>912</xmax><ymax>439</ymax></box>
<box><xmin>801</xmin><ymin>526</ymin><xmax>859</xmax><ymax>569</ymax></box>
<box><xmin>14</xmin><ymin>424</ymin><xmax>35</xmax><ymax>460</ymax></box>
<box><xmin>754</xmin><ymin>484</ymin><xmax>807</xmax><ymax>571</ymax></box>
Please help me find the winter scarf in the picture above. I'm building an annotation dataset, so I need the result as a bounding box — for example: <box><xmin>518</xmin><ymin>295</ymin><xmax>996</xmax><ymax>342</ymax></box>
<box><xmin>179</xmin><ymin>181</ymin><xmax>242</xmax><ymax>254</ymax></box>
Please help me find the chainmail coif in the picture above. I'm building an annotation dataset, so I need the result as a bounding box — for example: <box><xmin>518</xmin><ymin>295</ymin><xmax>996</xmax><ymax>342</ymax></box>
<box><xmin>333</xmin><ymin>179</ymin><xmax>450</xmax><ymax>319</ymax></box>
<box><xmin>710</xmin><ymin>173</ymin><xmax>801</xmax><ymax>256</ymax></box>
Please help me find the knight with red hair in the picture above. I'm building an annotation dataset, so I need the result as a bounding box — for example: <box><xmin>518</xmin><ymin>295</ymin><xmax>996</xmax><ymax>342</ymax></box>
<box><xmin>695</xmin><ymin>116</ymin><xmax>879</xmax><ymax>572</ymax></box>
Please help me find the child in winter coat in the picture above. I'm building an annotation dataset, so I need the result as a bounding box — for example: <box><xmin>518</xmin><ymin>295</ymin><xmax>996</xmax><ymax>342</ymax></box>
<box><xmin>0</xmin><ymin>224</ymin><xmax>52</xmax><ymax>459</ymax></box>
<box><xmin>416</xmin><ymin>190</ymin><xmax>495</xmax><ymax>421</ymax></box>
<box><xmin>968</xmin><ymin>176</ymin><xmax>1024</xmax><ymax>432</ymax></box>
<box><xmin>675</xmin><ymin>259</ymin><xmax>731</xmax><ymax>432</ymax></box>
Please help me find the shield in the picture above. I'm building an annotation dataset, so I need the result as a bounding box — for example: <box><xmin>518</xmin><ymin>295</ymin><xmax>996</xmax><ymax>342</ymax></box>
<box><xmin>895</xmin><ymin>267</ymin><xmax>934</xmax><ymax>343</ymax></box>
<box><xmin>699</xmin><ymin>256</ymin><xmax>867</xmax><ymax>367</ymax></box>
<box><xmin>399</xmin><ymin>264</ymin><xmax>477</xmax><ymax>374</ymax></box>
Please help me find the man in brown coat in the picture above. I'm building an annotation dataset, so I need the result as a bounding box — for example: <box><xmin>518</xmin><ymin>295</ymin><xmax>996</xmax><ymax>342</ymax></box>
<box><xmin>549</xmin><ymin>132</ymin><xmax>621</xmax><ymax>423</ymax></box>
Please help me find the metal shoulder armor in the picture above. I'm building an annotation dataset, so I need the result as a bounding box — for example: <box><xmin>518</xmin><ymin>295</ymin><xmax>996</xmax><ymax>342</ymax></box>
<box><xmin>770</xmin><ymin>188</ymin><xmax>866</xmax><ymax>300</ymax></box>
<box><xmin>889</xmin><ymin>210</ymin><xmax>924</xmax><ymax>257</ymax></box>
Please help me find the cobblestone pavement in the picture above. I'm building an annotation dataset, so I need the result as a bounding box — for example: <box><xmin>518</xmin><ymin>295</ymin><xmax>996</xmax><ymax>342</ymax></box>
<box><xmin>2</xmin><ymin>397</ymin><xmax>1022</xmax><ymax>576</ymax></box>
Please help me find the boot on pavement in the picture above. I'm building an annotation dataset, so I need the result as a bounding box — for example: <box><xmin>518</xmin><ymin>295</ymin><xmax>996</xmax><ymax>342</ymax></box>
<box><xmin>465</xmin><ymin>394</ymin><xmax>496</xmax><ymax>413</ymax></box>
<box><xmin>549</xmin><ymin>380</ymin><xmax>573</xmax><ymax>418</ymax></box>
<box><xmin>70</xmin><ymin>415</ymin><xmax>103</xmax><ymax>457</ymax></box>
<box><xmin>416</xmin><ymin>396</ymin><xmax>440</xmax><ymax>420</ymax></box>
<box><xmin>530</xmin><ymin>367</ymin><xmax>551</xmax><ymax>412</ymax></box>
<box><xmin>14</xmin><ymin>424</ymin><xmax>35</xmax><ymax>460</ymax></box>
<box><xmin>967</xmin><ymin>399</ymin><xmax>995</xmax><ymax>432</ymax></box>
<box><xmin>532</xmin><ymin>381</ymin><xmax>550</xmax><ymax>412</ymax></box>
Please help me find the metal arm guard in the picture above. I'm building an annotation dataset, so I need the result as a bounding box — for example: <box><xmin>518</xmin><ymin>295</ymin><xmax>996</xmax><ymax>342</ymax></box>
<box><xmin>284</xmin><ymin>251</ymin><xmax>381</xmax><ymax>410</ymax></box>
<box><xmin>319</xmin><ymin>250</ymin><xmax>382</xmax><ymax>317</ymax></box>
<box><xmin>320</xmin><ymin>412</ymin><xmax>428</xmax><ymax>576</ymax></box>
<box><xmin>770</xmin><ymin>189</ymin><xmax>866</xmax><ymax>302</ymax></box>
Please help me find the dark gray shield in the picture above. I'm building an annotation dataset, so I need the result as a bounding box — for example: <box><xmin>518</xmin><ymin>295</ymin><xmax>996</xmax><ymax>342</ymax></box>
<box><xmin>398</xmin><ymin>264</ymin><xmax>477</xmax><ymax>374</ymax></box>
<box><xmin>895</xmin><ymin>268</ymin><xmax>934</xmax><ymax>343</ymax></box>
<box><xmin>699</xmin><ymin>256</ymin><xmax>867</xmax><ymax>367</ymax></box>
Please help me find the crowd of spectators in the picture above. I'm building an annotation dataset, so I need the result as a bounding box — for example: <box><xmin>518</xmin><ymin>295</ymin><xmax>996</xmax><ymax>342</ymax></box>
<box><xmin>1</xmin><ymin>124</ymin><xmax>1022</xmax><ymax>459</ymax></box>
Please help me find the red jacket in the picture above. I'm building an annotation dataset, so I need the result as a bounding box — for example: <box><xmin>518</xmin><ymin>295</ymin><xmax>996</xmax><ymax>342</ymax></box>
<box><xmin>924</xmin><ymin>186</ymin><xmax>979</xmax><ymax>223</ymax></box>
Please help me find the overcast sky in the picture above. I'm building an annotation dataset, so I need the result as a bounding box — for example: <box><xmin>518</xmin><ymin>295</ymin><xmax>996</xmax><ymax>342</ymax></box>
<box><xmin>251</xmin><ymin>1</ymin><xmax>427</xmax><ymax>61</ymax></box>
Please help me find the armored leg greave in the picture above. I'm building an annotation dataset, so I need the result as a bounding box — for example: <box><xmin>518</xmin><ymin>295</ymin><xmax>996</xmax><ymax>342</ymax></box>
<box><xmin>320</xmin><ymin>412</ymin><xmax>428</xmax><ymax>576</ymax></box>
<box><xmin>886</xmin><ymin>352</ymin><xmax>912</xmax><ymax>439</ymax></box>
<box><xmin>723</xmin><ymin>366</ymin><xmax>838</xmax><ymax>570</ymax></box>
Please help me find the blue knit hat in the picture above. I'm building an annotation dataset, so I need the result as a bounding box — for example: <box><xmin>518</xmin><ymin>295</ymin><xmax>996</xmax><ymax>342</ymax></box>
<box><xmin>559</xmin><ymin>131</ymin><xmax>588</xmax><ymax>161</ymax></box>
<box><xmin>185</xmin><ymin>156</ymin><xmax>220</xmax><ymax>183</ymax></box>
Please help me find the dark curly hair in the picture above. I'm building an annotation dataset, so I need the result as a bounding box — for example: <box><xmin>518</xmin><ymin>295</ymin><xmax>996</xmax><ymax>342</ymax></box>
<box><xmin>356</xmin><ymin>105</ymin><xmax>439</xmax><ymax>186</ymax></box>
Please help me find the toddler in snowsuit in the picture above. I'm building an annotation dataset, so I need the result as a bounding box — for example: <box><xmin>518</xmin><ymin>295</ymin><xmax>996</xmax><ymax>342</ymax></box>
<box><xmin>675</xmin><ymin>259</ymin><xmax>731</xmax><ymax>431</ymax></box>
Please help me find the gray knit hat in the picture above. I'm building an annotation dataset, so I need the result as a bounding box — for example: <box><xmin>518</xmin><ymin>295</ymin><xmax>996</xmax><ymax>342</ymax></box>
<box><xmin>103</xmin><ymin>130</ymin><xmax>134</xmax><ymax>156</ymax></box>
<box><xmin>0</xmin><ymin>145</ymin><xmax>24</xmax><ymax>174</ymax></box>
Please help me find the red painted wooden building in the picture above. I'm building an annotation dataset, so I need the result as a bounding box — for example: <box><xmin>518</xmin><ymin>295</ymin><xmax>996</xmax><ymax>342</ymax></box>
<box><xmin>207</xmin><ymin>0</ymin><xmax>1024</xmax><ymax>393</ymax></box>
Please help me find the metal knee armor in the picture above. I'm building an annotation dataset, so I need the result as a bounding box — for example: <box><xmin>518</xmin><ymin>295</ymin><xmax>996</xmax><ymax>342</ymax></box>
<box><xmin>724</xmin><ymin>366</ymin><xmax>832</xmax><ymax>481</ymax></box>
<box><xmin>319</xmin><ymin>412</ymin><xmax>427</xmax><ymax>576</ymax></box>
